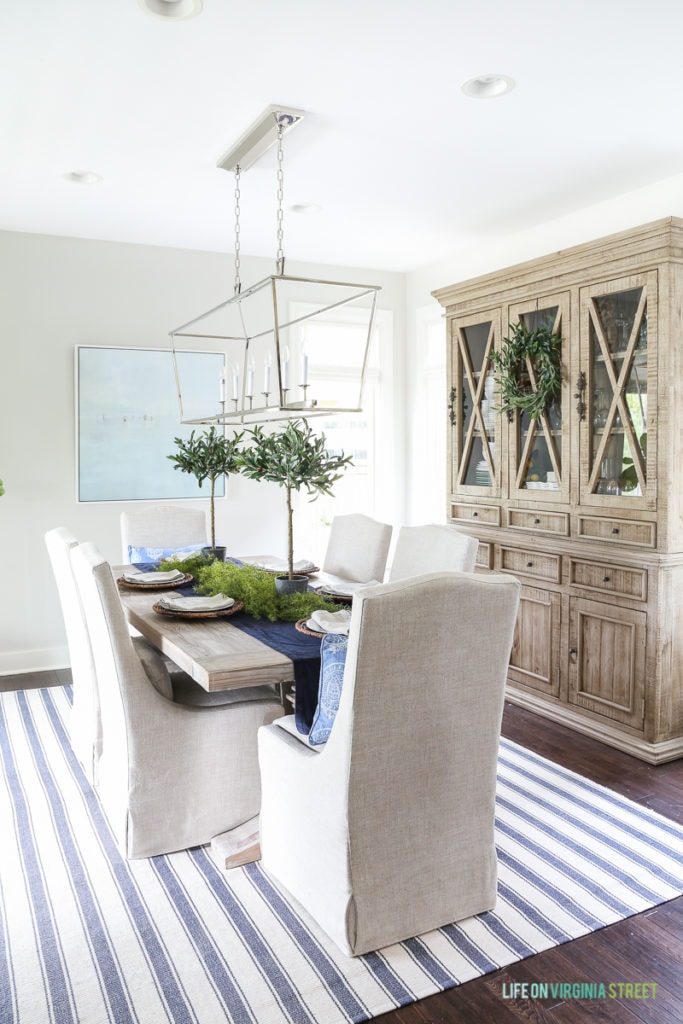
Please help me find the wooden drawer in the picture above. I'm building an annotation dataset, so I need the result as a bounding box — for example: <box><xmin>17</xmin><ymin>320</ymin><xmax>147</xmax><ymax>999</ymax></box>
<box><xmin>569</xmin><ymin>559</ymin><xmax>648</xmax><ymax>601</ymax></box>
<box><xmin>576</xmin><ymin>515</ymin><xmax>656</xmax><ymax>548</ymax></box>
<box><xmin>450</xmin><ymin>502</ymin><xmax>501</xmax><ymax>527</ymax></box>
<box><xmin>500</xmin><ymin>546</ymin><xmax>562</xmax><ymax>583</ymax></box>
<box><xmin>506</xmin><ymin>508</ymin><xmax>570</xmax><ymax>536</ymax></box>
<box><xmin>475</xmin><ymin>541</ymin><xmax>492</xmax><ymax>569</ymax></box>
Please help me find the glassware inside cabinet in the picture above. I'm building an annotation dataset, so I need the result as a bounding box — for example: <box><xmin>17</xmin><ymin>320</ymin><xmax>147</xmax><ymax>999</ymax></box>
<box><xmin>588</xmin><ymin>286</ymin><xmax>647</xmax><ymax>497</ymax></box>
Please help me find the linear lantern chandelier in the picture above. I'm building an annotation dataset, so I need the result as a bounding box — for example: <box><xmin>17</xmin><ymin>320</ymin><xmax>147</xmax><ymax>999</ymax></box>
<box><xmin>170</xmin><ymin>105</ymin><xmax>382</xmax><ymax>425</ymax></box>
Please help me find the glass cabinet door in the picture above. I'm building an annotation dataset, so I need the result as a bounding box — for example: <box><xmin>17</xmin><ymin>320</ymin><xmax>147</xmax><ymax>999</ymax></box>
<box><xmin>580</xmin><ymin>273</ymin><xmax>655</xmax><ymax>507</ymax></box>
<box><xmin>448</xmin><ymin>309</ymin><xmax>501</xmax><ymax>495</ymax></box>
<box><xmin>507</xmin><ymin>294</ymin><xmax>570</xmax><ymax>503</ymax></box>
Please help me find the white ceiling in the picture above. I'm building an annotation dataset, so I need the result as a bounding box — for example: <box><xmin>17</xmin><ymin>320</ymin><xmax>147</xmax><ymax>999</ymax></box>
<box><xmin>3</xmin><ymin>0</ymin><xmax>683</xmax><ymax>273</ymax></box>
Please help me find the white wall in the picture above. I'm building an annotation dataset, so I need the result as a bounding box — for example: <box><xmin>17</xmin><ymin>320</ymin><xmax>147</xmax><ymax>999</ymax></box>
<box><xmin>0</xmin><ymin>231</ymin><xmax>405</xmax><ymax>673</ymax></box>
<box><xmin>403</xmin><ymin>171</ymin><xmax>683</xmax><ymax>524</ymax></box>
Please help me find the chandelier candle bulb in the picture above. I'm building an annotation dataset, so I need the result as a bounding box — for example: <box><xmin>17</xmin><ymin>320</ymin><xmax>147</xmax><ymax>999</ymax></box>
<box><xmin>301</xmin><ymin>349</ymin><xmax>309</xmax><ymax>387</ymax></box>
<box><xmin>232</xmin><ymin>363</ymin><xmax>240</xmax><ymax>401</ymax></box>
<box><xmin>219</xmin><ymin>370</ymin><xmax>226</xmax><ymax>403</ymax></box>
<box><xmin>264</xmin><ymin>354</ymin><xmax>272</xmax><ymax>393</ymax></box>
<box><xmin>282</xmin><ymin>346</ymin><xmax>290</xmax><ymax>389</ymax></box>
<box><xmin>247</xmin><ymin>360</ymin><xmax>255</xmax><ymax>398</ymax></box>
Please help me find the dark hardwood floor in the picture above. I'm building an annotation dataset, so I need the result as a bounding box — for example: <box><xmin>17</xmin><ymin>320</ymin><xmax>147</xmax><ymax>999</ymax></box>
<box><xmin>2</xmin><ymin>673</ymin><xmax>681</xmax><ymax>1023</ymax></box>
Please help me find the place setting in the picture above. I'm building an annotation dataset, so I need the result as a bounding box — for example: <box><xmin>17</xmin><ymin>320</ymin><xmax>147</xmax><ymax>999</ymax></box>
<box><xmin>117</xmin><ymin>568</ymin><xmax>193</xmax><ymax>590</ymax></box>
<box><xmin>152</xmin><ymin>593</ymin><xmax>244</xmax><ymax>619</ymax></box>
<box><xmin>295</xmin><ymin>608</ymin><xmax>351</xmax><ymax>636</ymax></box>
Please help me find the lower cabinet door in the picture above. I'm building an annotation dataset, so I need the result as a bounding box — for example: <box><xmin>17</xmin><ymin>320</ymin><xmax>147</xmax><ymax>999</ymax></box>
<box><xmin>508</xmin><ymin>585</ymin><xmax>561</xmax><ymax>697</ymax></box>
<box><xmin>568</xmin><ymin>596</ymin><xmax>646</xmax><ymax>730</ymax></box>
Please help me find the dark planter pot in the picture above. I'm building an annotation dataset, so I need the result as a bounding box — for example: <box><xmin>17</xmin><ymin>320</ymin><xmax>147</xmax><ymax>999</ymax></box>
<box><xmin>202</xmin><ymin>546</ymin><xmax>227</xmax><ymax>562</ymax></box>
<box><xmin>274</xmin><ymin>574</ymin><xmax>308</xmax><ymax>596</ymax></box>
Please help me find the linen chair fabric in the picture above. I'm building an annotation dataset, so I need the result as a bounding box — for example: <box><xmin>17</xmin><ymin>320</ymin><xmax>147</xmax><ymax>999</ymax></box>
<box><xmin>70</xmin><ymin>541</ymin><xmax>283</xmax><ymax>858</ymax></box>
<box><xmin>45</xmin><ymin>527</ymin><xmax>101</xmax><ymax>784</ymax></box>
<box><xmin>258</xmin><ymin>570</ymin><xmax>521</xmax><ymax>956</ymax></box>
<box><xmin>120</xmin><ymin>505</ymin><xmax>208</xmax><ymax>562</ymax></box>
<box><xmin>320</xmin><ymin>513</ymin><xmax>392</xmax><ymax>587</ymax></box>
<box><xmin>388</xmin><ymin>523</ymin><xmax>479</xmax><ymax>581</ymax></box>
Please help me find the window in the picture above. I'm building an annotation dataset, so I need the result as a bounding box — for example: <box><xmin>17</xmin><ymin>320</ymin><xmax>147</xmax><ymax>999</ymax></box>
<box><xmin>292</xmin><ymin>309</ymin><xmax>394</xmax><ymax>566</ymax></box>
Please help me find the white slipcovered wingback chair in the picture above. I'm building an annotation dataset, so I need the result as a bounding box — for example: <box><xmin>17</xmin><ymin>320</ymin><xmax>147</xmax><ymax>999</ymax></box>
<box><xmin>120</xmin><ymin>505</ymin><xmax>208</xmax><ymax>562</ymax></box>
<box><xmin>258</xmin><ymin>570</ymin><xmax>520</xmax><ymax>956</ymax></box>
<box><xmin>320</xmin><ymin>514</ymin><xmax>392</xmax><ymax>588</ymax></box>
<box><xmin>388</xmin><ymin>523</ymin><xmax>479</xmax><ymax>581</ymax></box>
<box><xmin>45</xmin><ymin>527</ymin><xmax>101</xmax><ymax>784</ymax></box>
<box><xmin>71</xmin><ymin>541</ymin><xmax>283</xmax><ymax>858</ymax></box>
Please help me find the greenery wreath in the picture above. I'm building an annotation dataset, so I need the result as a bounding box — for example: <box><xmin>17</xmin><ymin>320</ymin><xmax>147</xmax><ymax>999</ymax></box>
<box><xmin>489</xmin><ymin>321</ymin><xmax>563</xmax><ymax>421</ymax></box>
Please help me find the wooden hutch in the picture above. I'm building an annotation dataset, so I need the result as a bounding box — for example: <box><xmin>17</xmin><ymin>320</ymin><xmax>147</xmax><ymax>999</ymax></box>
<box><xmin>433</xmin><ymin>217</ymin><xmax>683</xmax><ymax>763</ymax></box>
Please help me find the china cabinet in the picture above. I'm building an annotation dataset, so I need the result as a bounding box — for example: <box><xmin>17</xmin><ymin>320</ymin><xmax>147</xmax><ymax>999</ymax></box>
<box><xmin>434</xmin><ymin>218</ymin><xmax>683</xmax><ymax>763</ymax></box>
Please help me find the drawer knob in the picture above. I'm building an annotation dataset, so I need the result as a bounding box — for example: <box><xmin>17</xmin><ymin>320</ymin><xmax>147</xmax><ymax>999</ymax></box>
<box><xmin>526</xmin><ymin>561</ymin><xmax>533</xmax><ymax>567</ymax></box>
<box><xmin>602</xmin><ymin>575</ymin><xmax>610</xmax><ymax>583</ymax></box>
<box><xmin>533</xmin><ymin>517</ymin><xmax>541</xmax><ymax>524</ymax></box>
<box><xmin>569</xmin><ymin>647</ymin><xmax>577</xmax><ymax>657</ymax></box>
<box><xmin>472</xmin><ymin>511</ymin><xmax>479</xmax><ymax>518</ymax></box>
<box><xmin>611</xmin><ymin>527</ymin><xmax>620</xmax><ymax>534</ymax></box>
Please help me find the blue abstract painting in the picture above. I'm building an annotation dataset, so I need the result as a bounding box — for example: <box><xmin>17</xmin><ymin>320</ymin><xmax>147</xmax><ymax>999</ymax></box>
<box><xmin>77</xmin><ymin>346</ymin><xmax>226</xmax><ymax>502</ymax></box>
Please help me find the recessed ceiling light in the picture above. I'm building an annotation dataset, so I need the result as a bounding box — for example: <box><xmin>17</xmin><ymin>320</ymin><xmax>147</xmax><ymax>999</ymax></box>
<box><xmin>137</xmin><ymin>0</ymin><xmax>203</xmax><ymax>20</ymax></box>
<box><xmin>461</xmin><ymin>74</ymin><xmax>515</xmax><ymax>99</ymax></box>
<box><xmin>289</xmin><ymin>202</ymin><xmax>321</xmax><ymax>215</ymax></box>
<box><xmin>62</xmin><ymin>171</ymin><xmax>103</xmax><ymax>185</ymax></box>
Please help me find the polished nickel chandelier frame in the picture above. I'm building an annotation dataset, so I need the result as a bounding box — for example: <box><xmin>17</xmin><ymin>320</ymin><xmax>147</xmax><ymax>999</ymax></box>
<box><xmin>169</xmin><ymin>105</ymin><xmax>381</xmax><ymax>425</ymax></box>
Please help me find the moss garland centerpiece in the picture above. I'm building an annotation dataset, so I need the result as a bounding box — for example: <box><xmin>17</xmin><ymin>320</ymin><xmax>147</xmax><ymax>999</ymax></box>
<box><xmin>158</xmin><ymin>554</ymin><xmax>342</xmax><ymax>622</ymax></box>
<box><xmin>489</xmin><ymin>321</ymin><xmax>562</xmax><ymax>421</ymax></box>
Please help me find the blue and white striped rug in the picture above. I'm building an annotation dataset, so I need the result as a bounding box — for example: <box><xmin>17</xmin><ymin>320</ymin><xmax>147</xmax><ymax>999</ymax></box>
<box><xmin>1</xmin><ymin>685</ymin><xmax>682</xmax><ymax>1024</ymax></box>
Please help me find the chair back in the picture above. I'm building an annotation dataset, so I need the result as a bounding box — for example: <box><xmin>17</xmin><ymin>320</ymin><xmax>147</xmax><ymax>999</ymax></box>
<box><xmin>388</xmin><ymin>523</ymin><xmax>478</xmax><ymax>580</ymax></box>
<box><xmin>322</xmin><ymin>513</ymin><xmax>392</xmax><ymax>583</ymax></box>
<box><xmin>44</xmin><ymin>527</ymin><xmax>100</xmax><ymax>782</ymax></box>
<box><xmin>120</xmin><ymin>505</ymin><xmax>208</xmax><ymax>562</ymax></box>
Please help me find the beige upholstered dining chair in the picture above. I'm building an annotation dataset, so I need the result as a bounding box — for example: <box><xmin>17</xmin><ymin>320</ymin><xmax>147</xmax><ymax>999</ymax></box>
<box><xmin>258</xmin><ymin>570</ymin><xmax>520</xmax><ymax>955</ymax></box>
<box><xmin>388</xmin><ymin>523</ymin><xmax>479</xmax><ymax>580</ymax></box>
<box><xmin>120</xmin><ymin>504</ymin><xmax>208</xmax><ymax>563</ymax></box>
<box><xmin>45</xmin><ymin>527</ymin><xmax>101</xmax><ymax>784</ymax></box>
<box><xmin>70</xmin><ymin>541</ymin><xmax>283</xmax><ymax>858</ymax></box>
<box><xmin>319</xmin><ymin>513</ymin><xmax>392</xmax><ymax>588</ymax></box>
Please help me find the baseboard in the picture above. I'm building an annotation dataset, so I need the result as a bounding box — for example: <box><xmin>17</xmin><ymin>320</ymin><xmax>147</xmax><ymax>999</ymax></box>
<box><xmin>0</xmin><ymin>646</ymin><xmax>68</xmax><ymax>677</ymax></box>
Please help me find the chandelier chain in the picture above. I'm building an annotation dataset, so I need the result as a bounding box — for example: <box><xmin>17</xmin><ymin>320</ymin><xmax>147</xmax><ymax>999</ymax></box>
<box><xmin>276</xmin><ymin>120</ymin><xmax>285</xmax><ymax>274</ymax></box>
<box><xmin>233</xmin><ymin>163</ymin><xmax>242</xmax><ymax>295</ymax></box>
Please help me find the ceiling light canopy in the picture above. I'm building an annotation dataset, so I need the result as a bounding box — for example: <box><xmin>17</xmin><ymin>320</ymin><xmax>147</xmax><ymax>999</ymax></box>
<box><xmin>137</xmin><ymin>0</ymin><xmax>203</xmax><ymax>21</ymax></box>
<box><xmin>461</xmin><ymin>74</ymin><xmax>515</xmax><ymax>99</ymax></box>
<box><xmin>62</xmin><ymin>171</ymin><xmax>103</xmax><ymax>185</ymax></box>
<box><xmin>170</xmin><ymin>106</ymin><xmax>381</xmax><ymax>425</ymax></box>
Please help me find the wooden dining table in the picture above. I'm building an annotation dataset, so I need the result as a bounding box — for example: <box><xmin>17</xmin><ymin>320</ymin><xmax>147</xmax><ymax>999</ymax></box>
<box><xmin>118</xmin><ymin>587</ymin><xmax>297</xmax><ymax>694</ymax></box>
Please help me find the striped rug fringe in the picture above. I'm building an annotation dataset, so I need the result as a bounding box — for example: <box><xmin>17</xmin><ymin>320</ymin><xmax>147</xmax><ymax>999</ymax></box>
<box><xmin>1</xmin><ymin>686</ymin><xmax>681</xmax><ymax>1024</ymax></box>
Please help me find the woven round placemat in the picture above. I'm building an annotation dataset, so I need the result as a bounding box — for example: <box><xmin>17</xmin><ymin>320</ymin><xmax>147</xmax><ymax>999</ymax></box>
<box><xmin>152</xmin><ymin>599</ymin><xmax>244</xmax><ymax>619</ymax></box>
<box><xmin>294</xmin><ymin>618</ymin><xmax>325</xmax><ymax>637</ymax></box>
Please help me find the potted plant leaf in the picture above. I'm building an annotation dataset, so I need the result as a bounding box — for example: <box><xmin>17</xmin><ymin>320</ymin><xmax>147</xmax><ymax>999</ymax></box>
<box><xmin>240</xmin><ymin>418</ymin><xmax>353</xmax><ymax>593</ymax></box>
<box><xmin>167</xmin><ymin>426</ymin><xmax>243</xmax><ymax>560</ymax></box>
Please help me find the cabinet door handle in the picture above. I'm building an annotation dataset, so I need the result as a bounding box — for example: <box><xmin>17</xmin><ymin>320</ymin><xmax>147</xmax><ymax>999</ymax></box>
<box><xmin>448</xmin><ymin>386</ymin><xmax>457</xmax><ymax>426</ymax></box>
<box><xmin>569</xmin><ymin>647</ymin><xmax>577</xmax><ymax>657</ymax></box>
<box><xmin>574</xmin><ymin>371</ymin><xmax>586</xmax><ymax>421</ymax></box>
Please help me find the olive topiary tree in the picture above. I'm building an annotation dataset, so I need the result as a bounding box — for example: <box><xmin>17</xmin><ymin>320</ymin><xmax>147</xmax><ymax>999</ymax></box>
<box><xmin>240</xmin><ymin>419</ymin><xmax>352</xmax><ymax>579</ymax></box>
<box><xmin>167</xmin><ymin>427</ymin><xmax>243</xmax><ymax>552</ymax></box>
